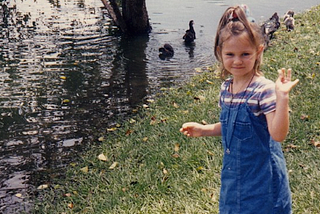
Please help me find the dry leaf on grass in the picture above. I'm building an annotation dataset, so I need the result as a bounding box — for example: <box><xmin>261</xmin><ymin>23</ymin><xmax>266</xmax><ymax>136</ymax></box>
<box><xmin>98</xmin><ymin>153</ymin><xmax>108</xmax><ymax>161</ymax></box>
<box><xmin>109</xmin><ymin>162</ymin><xmax>118</xmax><ymax>170</ymax></box>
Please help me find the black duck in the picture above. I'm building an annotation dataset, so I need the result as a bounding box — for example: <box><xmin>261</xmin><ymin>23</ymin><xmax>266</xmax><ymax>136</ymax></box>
<box><xmin>183</xmin><ymin>20</ymin><xmax>196</xmax><ymax>44</ymax></box>
<box><xmin>159</xmin><ymin>43</ymin><xmax>174</xmax><ymax>59</ymax></box>
<box><xmin>261</xmin><ymin>12</ymin><xmax>280</xmax><ymax>46</ymax></box>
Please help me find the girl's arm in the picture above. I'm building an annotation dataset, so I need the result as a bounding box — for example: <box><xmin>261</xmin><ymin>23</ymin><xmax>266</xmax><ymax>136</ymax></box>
<box><xmin>180</xmin><ymin>122</ymin><xmax>222</xmax><ymax>137</ymax></box>
<box><xmin>266</xmin><ymin>68</ymin><xmax>299</xmax><ymax>142</ymax></box>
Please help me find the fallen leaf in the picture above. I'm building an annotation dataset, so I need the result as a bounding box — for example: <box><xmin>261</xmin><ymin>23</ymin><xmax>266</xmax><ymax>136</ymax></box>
<box><xmin>300</xmin><ymin>114</ymin><xmax>310</xmax><ymax>120</ymax></box>
<box><xmin>60</xmin><ymin>76</ymin><xmax>67</xmax><ymax>80</ymax></box>
<box><xmin>132</xmin><ymin>108</ymin><xmax>139</xmax><ymax>113</ymax></box>
<box><xmin>299</xmin><ymin>164</ymin><xmax>306</xmax><ymax>169</ymax></box>
<box><xmin>162</xmin><ymin>176</ymin><xmax>169</xmax><ymax>183</ymax></box>
<box><xmin>68</xmin><ymin>203</ymin><xmax>74</xmax><ymax>209</ymax></box>
<box><xmin>70</xmin><ymin>162</ymin><xmax>77</xmax><ymax>167</ymax></box>
<box><xmin>160</xmin><ymin>118</ymin><xmax>167</xmax><ymax>123</ymax></box>
<box><xmin>80</xmin><ymin>166</ymin><xmax>89</xmax><ymax>173</ymax></box>
<box><xmin>129</xmin><ymin>119</ymin><xmax>136</xmax><ymax>124</ymax></box>
<box><xmin>125</xmin><ymin>129</ymin><xmax>133</xmax><ymax>136</ymax></box>
<box><xmin>173</xmin><ymin>102</ymin><xmax>179</xmax><ymax>108</ymax></box>
<box><xmin>201</xmin><ymin>120</ymin><xmax>208</xmax><ymax>125</ymax></box>
<box><xmin>64</xmin><ymin>193</ymin><xmax>72</xmax><ymax>197</ymax></box>
<box><xmin>195</xmin><ymin>67</ymin><xmax>203</xmax><ymax>73</ymax></box>
<box><xmin>210</xmin><ymin>192</ymin><xmax>218</xmax><ymax>202</ymax></box>
<box><xmin>98</xmin><ymin>153</ymin><xmax>108</xmax><ymax>161</ymax></box>
<box><xmin>201</xmin><ymin>188</ymin><xmax>207</xmax><ymax>192</ymax></box>
<box><xmin>207</xmin><ymin>150</ymin><xmax>214</xmax><ymax>156</ymax></box>
<box><xmin>206</xmin><ymin>80</ymin><xmax>213</xmax><ymax>84</ymax></box>
<box><xmin>194</xmin><ymin>95</ymin><xmax>205</xmax><ymax>101</ymax></box>
<box><xmin>172</xmin><ymin>153</ymin><xmax>180</xmax><ymax>158</ymax></box>
<box><xmin>150</xmin><ymin>119</ymin><xmax>157</xmax><ymax>125</ymax></box>
<box><xmin>107</xmin><ymin>127</ymin><xmax>117</xmax><ymax>132</ymax></box>
<box><xmin>109</xmin><ymin>162</ymin><xmax>118</xmax><ymax>170</ymax></box>
<box><xmin>174</xmin><ymin>143</ymin><xmax>180</xmax><ymax>152</ymax></box>
<box><xmin>142</xmin><ymin>137</ymin><xmax>148</xmax><ymax>142</ymax></box>
<box><xmin>310</xmin><ymin>140</ymin><xmax>320</xmax><ymax>148</ymax></box>
<box><xmin>163</xmin><ymin>168</ymin><xmax>168</xmax><ymax>175</ymax></box>
<box><xmin>37</xmin><ymin>184</ymin><xmax>49</xmax><ymax>190</ymax></box>
<box><xmin>98</xmin><ymin>136</ymin><xmax>104</xmax><ymax>142</ymax></box>
<box><xmin>15</xmin><ymin>193</ymin><xmax>23</xmax><ymax>198</ymax></box>
<box><xmin>196</xmin><ymin>166</ymin><xmax>204</xmax><ymax>172</ymax></box>
<box><xmin>285</xmin><ymin>144</ymin><xmax>299</xmax><ymax>149</ymax></box>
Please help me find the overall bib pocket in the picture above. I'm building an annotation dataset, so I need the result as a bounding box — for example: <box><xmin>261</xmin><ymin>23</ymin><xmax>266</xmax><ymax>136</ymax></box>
<box><xmin>233</xmin><ymin>121</ymin><xmax>252</xmax><ymax>141</ymax></box>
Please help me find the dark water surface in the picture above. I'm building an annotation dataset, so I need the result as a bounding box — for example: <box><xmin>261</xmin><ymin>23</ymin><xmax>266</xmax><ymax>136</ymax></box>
<box><xmin>0</xmin><ymin>0</ymin><xmax>318</xmax><ymax>212</ymax></box>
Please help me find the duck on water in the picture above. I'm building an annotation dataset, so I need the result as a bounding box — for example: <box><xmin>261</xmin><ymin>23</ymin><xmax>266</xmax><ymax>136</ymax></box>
<box><xmin>183</xmin><ymin>20</ymin><xmax>196</xmax><ymax>44</ymax></box>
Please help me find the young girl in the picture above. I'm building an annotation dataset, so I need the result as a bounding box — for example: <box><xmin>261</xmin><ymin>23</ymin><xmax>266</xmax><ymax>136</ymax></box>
<box><xmin>180</xmin><ymin>6</ymin><xmax>299</xmax><ymax>214</ymax></box>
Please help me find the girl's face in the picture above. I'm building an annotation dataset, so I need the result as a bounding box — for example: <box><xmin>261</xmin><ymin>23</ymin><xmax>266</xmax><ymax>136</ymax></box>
<box><xmin>221</xmin><ymin>34</ymin><xmax>262</xmax><ymax>78</ymax></box>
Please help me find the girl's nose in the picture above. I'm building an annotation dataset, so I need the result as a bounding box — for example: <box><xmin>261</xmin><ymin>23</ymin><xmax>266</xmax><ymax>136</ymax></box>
<box><xmin>233</xmin><ymin>57</ymin><xmax>242</xmax><ymax>65</ymax></box>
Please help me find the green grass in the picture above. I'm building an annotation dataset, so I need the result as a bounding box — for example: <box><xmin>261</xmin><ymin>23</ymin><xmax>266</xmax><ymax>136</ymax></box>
<box><xmin>34</xmin><ymin>5</ymin><xmax>320</xmax><ymax>214</ymax></box>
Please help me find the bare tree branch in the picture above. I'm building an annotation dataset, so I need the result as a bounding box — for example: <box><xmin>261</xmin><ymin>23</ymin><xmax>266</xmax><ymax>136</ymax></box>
<box><xmin>101</xmin><ymin>0</ymin><xmax>127</xmax><ymax>33</ymax></box>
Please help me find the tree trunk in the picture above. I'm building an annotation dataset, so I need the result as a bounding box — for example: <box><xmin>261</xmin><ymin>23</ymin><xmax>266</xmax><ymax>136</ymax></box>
<box><xmin>101</xmin><ymin>0</ymin><xmax>151</xmax><ymax>36</ymax></box>
<box><xmin>101</xmin><ymin>0</ymin><xmax>127</xmax><ymax>33</ymax></box>
<box><xmin>122</xmin><ymin>0</ymin><xmax>151</xmax><ymax>35</ymax></box>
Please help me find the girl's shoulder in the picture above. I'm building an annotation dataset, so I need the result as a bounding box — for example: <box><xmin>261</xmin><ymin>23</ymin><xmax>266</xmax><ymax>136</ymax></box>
<box><xmin>251</xmin><ymin>76</ymin><xmax>275</xmax><ymax>92</ymax></box>
<box><xmin>254</xmin><ymin>76</ymin><xmax>274</xmax><ymax>86</ymax></box>
<box><xmin>220</xmin><ymin>78</ymin><xmax>232</xmax><ymax>90</ymax></box>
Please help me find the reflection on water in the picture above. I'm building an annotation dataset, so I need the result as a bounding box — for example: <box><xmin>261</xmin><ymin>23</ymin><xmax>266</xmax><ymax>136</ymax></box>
<box><xmin>0</xmin><ymin>0</ymin><xmax>149</xmax><ymax>212</ymax></box>
<box><xmin>0</xmin><ymin>0</ymin><xmax>319</xmax><ymax>212</ymax></box>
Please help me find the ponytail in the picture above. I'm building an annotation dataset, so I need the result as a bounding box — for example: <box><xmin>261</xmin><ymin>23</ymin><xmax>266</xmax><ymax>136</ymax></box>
<box><xmin>214</xmin><ymin>6</ymin><xmax>264</xmax><ymax>78</ymax></box>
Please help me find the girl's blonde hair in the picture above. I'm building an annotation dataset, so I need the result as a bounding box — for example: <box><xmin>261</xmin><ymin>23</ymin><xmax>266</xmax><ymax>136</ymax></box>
<box><xmin>214</xmin><ymin>6</ymin><xmax>265</xmax><ymax>79</ymax></box>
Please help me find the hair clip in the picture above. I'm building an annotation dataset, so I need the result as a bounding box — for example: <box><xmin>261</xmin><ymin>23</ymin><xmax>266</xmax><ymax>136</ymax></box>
<box><xmin>229</xmin><ymin>10</ymin><xmax>239</xmax><ymax>22</ymax></box>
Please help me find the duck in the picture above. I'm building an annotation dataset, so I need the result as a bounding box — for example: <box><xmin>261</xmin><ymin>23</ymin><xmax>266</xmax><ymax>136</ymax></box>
<box><xmin>283</xmin><ymin>10</ymin><xmax>295</xmax><ymax>31</ymax></box>
<box><xmin>183</xmin><ymin>20</ymin><xmax>196</xmax><ymax>44</ymax></box>
<box><xmin>261</xmin><ymin>12</ymin><xmax>280</xmax><ymax>46</ymax></box>
<box><xmin>159</xmin><ymin>43</ymin><xmax>174</xmax><ymax>59</ymax></box>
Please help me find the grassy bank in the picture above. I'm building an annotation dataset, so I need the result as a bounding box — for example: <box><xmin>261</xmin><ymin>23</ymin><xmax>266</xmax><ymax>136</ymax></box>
<box><xmin>35</xmin><ymin>5</ymin><xmax>320</xmax><ymax>214</ymax></box>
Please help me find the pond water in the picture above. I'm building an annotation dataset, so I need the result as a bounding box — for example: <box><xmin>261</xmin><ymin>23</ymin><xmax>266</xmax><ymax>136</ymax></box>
<box><xmin>0</xmin><ymin>0</ymin><xmax>318</xmax><ymax>212</ymax></box>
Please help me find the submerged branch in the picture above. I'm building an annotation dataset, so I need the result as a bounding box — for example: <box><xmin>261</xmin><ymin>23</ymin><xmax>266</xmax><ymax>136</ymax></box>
<box><xmin>101</xmin><ymin>0</ymin><xmax>127</xmax><ymax>33</ymax></box>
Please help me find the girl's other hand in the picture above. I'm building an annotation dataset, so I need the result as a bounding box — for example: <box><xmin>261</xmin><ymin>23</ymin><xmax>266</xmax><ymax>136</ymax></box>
<box><xmin>180</xmin><ymin>122</ymin><xmax>204</xmax><ymax>137</ymax></box>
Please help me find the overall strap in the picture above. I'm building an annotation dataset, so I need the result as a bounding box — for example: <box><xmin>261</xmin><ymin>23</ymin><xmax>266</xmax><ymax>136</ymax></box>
<box><xmin>222</xmin><ymin>79</ymin><xmax>232</xmax><ymax>104</ymax></box>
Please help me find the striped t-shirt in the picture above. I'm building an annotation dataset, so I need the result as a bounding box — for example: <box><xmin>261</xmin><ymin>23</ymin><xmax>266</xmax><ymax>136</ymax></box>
<box><xmin>219</xmin><ymin>76</ymin><xmax>276</xmax><ymax>117</ymax></box>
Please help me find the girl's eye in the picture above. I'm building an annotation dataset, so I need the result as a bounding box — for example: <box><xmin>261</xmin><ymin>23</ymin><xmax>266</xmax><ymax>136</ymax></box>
<box><xmin>226</xmin><ymin>53</ymin><xmax>234</xmax><ymax>56</ymax></box>
<box><xmin>242</xmin><ymin>53</ymin><xmax>250</xmax><ymax>56</ymax></box>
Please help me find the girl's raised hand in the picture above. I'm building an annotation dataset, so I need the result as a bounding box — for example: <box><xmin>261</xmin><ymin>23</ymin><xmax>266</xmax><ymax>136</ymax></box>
<box><xmin>276</xmin><ymin>68</ymin><xmax>299</xmax><ymax>94</ymax></box>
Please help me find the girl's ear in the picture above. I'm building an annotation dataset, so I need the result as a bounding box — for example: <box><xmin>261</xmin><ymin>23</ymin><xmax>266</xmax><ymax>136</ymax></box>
<box><xmin>216</xmin><ymin>46</ymin><xmax>222</xmax><ymax>61</ymax></box>
<box><xmin>257</xmin><ymin>44</ymin><xmax>264</xmax><ymax>55</ymax></box>
<box><xmin>256</xmin><ymin>44</ymin><xmax>264</xmax><ymax>59</ymax></box>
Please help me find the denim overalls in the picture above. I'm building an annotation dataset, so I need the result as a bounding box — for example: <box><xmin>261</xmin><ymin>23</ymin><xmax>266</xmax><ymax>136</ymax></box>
<box><xmin>219</xmin><ymin>81</ymin><xmax>292</xmax><ymax>214</ymax></box>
